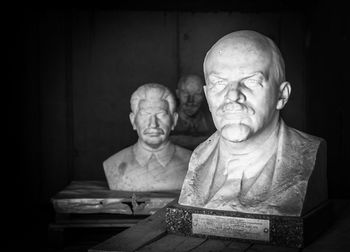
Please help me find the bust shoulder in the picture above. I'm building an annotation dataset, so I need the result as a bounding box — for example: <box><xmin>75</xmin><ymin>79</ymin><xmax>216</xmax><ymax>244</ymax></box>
<box><xmin>103</xmin><ymin>145</ymin><xmax>134</xmax><ymax>172</ymax></box>
<box><xmin>173</xmin><ymin>144</ymin><xmax>192</xmax><ymax>161</ymax></box>
<box><xmin>282</xmin><ymin>124</ymin><xmax>325</xmax><ymax>162</ymax></box>
<box><xmin>189</xmin><ymin>131</ymin><xmax>220</xmax><ymax>164</ymax></box>
<box><xmin>285</xmin><ymin>125</ymin><xmax>324</xmax><ymax>145</ymax></box>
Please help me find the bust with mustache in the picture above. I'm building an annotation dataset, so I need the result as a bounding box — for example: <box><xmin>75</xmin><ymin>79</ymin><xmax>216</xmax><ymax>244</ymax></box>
<box><xmin>103</xmin><ymin>83</ymin><xmax>192</xmax><ymax>191</ymax></box>
<box><xmin>170</xmin><ymin>74</ymin><xmax>215</xmax><ymax>150</ymax></box>
<box><xmin>178</xmin><ymin>30</ymin><xmax>328</xmax><ymax>216</ymax></box>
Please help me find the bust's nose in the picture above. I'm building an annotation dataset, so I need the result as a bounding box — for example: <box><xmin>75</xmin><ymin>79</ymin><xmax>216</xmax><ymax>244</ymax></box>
<box><xmin>148</xmin><ymin>115</ymin><xmax>159</xmax><ymax>128</ymax></box>
<box><xmin>225</xmin><ymin>83</ymin><xmax>245</xmax><ymax>103</ymax></box>
<box><xmin>186</xmin><ymin>95</ymin><xmax>195</xmax><ymax>103</ymax></box>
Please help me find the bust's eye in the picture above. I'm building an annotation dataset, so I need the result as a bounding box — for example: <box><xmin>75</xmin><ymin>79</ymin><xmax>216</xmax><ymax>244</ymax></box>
<box><xmin>216</xmin><ymin>80</ymin><xmax>226</xmax><ymax>85</ymax></box>
<box><xmin>157</xmin><ymin>111</ymin><xmax>168</xmax><ymax>117</ymax></box>
<box><xmin>181</xmin><ymin>94</ymin><xmax>188</xmax><ymax>99</ymax></box>
<box><xmin>209</xmin><ymin>80</ymin><xmax>227</xmax><ymax>91</ymax></box>
<box><xmin>139</xmin><ymin>111</ymin><xmax>149</xmax><ymax>116</ymax></box>
<box><xmin>243</xmin><ymin>78</ymin><xmax>262</xmax><ymax>88</ymax></box>
<box><xmin>194</xmin><ymin>94</ymin><xmax>203</xmax><ymax>100</ymax></box>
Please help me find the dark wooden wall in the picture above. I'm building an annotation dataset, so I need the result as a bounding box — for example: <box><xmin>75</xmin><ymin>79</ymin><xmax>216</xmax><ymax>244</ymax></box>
<box><xmin>13</xmin><ymin>9</ymin><xmax>308</xmax><ymax>201</ymax></box>
<box><xmin>4</xmin><ymin>1</ymin><xmax>349</xmax><ymax>248</ymax></box>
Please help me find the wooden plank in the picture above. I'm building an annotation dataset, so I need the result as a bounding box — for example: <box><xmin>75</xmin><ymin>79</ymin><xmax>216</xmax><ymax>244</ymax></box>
<box><xmin>52</xmin><ymin>180</ymin><xmax>179</xmax><ymax>215</ymax></box>
<box><xmin>190</xmin><ymin>239</ymin><xmax>251</xmax><ymax>252</ymax></box>
<box><xmin>223</xmin><ymin>241</ymin><xmax>254</xmax><ymax>251</ymax></box>
<box><xmin>137</xmin><ymin>234</ymin><xmax>205</xmax><ymax>251</ymax></box>
<box><xmin>53</xmin><ymin>180</ymin><xmax>180</xmax><ymax>199</ymax></box>
<box><xmin>50</xmin><ymin>220</ymin><xmax>138</xmax><ymax>228</ymax></box>
<box><xmin>89</xmin><ymin>199</ymin><xmax>350</xmax><ymax>252</ymax></box>
<box><xmin>88</xmin><ymin>202</ymin><xmax>170</xmax><ymax>252</ymax></box>
<box><xmin>247</xmin><ymin>244</ymin><xmax>299</xmax><ymax>252</ymax></box>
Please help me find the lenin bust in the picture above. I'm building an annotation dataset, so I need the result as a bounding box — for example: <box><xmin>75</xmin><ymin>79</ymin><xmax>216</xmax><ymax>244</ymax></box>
<box><xmin>178</xmin><ymin>30</ymin><xmax>327</xmax><ymax>216</ymax></box>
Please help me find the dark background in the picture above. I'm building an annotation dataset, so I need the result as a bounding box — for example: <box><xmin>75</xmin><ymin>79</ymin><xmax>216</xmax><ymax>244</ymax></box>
<box><xmin>4</xmin><ymin>1</ymin><xmax>349</xmax><ymax>250</ymax></box>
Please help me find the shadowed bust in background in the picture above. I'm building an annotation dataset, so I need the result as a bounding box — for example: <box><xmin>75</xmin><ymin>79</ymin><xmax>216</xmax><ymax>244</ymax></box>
<box><xmin>170</xmin><ymin>74</ymin><xmax>215</xmax><ymax>150</ymax></box>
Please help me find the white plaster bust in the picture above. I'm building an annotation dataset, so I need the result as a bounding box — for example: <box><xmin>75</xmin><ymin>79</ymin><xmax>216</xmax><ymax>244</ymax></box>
<box><xmin>178</xmin><ymin>30</ymin><xmax>327</xmax><ymax>216</ymax></box>
<box><xmin>170</xmin><ymin>74</ymin><xmax>215</xmax><ymax>150</ymax></box>
<box><xmin>104</xmin><ymin>83</ymin><xmax>192</xmax><ymax>192</ymax></box>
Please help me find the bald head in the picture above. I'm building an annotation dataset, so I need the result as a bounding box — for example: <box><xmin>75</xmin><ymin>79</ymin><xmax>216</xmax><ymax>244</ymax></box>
<box><xmin>204</xmin><ymin>30</ymin><xmax>285</xmax><ymax>86</ymax></box>
<box><xmin>177</xmin><ymin>75</ymin><xmax>203</xmax><ymax>92</ymax></box>
<box><xmin>202</xmin><ymin>30</ymin><xmax>291</xmax><ymax>144</ymax></box>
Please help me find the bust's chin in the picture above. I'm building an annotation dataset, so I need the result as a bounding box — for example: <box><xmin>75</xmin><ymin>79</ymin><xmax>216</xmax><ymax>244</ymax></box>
<box><xmin>140</xmin><ymin>137</ymin><xmax>166</xmax><ymax>150</ymax></box>
<box><xmin>220</xmin><ymin>124</ymin><xmax>251</xmax><ymax>142</ymax></box>
<box><xmin>182</xmin><ymin>106</ymin><xmax>200</xmax><ymax>117</ymax></box>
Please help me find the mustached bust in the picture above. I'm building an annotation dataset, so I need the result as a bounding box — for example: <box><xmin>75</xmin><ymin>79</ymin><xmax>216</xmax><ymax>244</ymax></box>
<box><xmin>178</xmin><ymin>30</ymin><xmax>327</xmax><ymax>216</ymax></box>
<box><xmin>170</xmin><ymin>74</ymin><xmax>215</xmax><ymax>150</ymax></box>
<box><xmin>104</xmin><ymin>83</ymin><xmax>192</xmax><ymax>191</ymax></box>
<box><xmin>176</xmin><ymin>75</ymin><xmax>205</xmax><ymax>119</ymax></box>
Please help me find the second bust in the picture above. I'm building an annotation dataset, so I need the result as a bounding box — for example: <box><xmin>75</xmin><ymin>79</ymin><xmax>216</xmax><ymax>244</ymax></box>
<box><xmin>104</xmin><ymin>83</ymin><xmax>192</xmax><ymax>191</ymax></box>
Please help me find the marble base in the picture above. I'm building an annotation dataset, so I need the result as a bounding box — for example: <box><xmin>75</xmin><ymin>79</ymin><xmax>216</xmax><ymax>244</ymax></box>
<box><xmin>166</xmin><ymin>201</ymin><xmax>331</xmax><ymax>248</ymax></box>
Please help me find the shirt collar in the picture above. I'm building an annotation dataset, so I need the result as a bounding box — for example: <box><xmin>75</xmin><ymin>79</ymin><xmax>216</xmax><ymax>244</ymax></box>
<box><xmin>133</xmin><ymin>140</ymin><xmax>175</xmax><ymax>168</ymax></box>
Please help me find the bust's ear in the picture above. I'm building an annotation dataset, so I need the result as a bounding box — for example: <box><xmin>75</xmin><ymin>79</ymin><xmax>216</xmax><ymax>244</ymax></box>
<box><xmin>171</xmin><ymin>111</ymin><xmax>179</xmax><ymax>131</ymax></box>
<box><xmin>203</xmin><ymin>85</ymin><xmax>209</xmax><ymax>98</ymax></box>
<box><xmin>129</xmin><ymin>112</ymin><xmax>137</xmax><ymax>130</ymax></box>
<box><xmin>203</xmin><ymin>85</ymin><xmax>212</xmax><ymax>112</ymax></box>
<box><xmin>276</xmin><ymin>82</ymin><xmax>291</xmax><ymax>110</ymax></box>
<box><xmin>175</xmin><ymin>89</ymin><xmax>180</xmax><ymax>98</ymax></box>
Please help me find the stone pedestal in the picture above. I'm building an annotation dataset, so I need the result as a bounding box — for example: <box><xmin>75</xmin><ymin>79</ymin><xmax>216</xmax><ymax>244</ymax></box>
<box><xmin>166</xmin><ymin>201</ymin><xmax>331</xmax><ymax>248</ymax></box>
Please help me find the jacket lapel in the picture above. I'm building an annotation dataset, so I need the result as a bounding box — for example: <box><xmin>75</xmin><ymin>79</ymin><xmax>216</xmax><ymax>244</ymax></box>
<box><xmin>266</xmin><ymin>120</ymin><xmax>320</xmax><ymax>215</ymax></box>
<box><xmin>179</xmin><ymin>131</ymin><xmax>220</xmax><ymax>206</ymax></box>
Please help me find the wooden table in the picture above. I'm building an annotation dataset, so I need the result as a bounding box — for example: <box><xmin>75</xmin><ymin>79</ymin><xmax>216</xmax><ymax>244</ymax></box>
<box><xmin>49</xmin><ymin>180</ymin><xmax>179</xmax><ymax>248</ymax></box>
<box><xmin>51</xmin><ymin>180</ymin><xmax>179</xmax><ymax>215</ymax></box>
<box><xmin>89</xmin><ymin>199</ymin><xmax>350</xmax><ymax>252</ymax></box>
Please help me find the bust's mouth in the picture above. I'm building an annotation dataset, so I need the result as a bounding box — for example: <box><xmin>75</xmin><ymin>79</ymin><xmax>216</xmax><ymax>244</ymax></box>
<box><xmin>144</xmin><ymin>129</ymin><xmax>164</xmax><ymax>136</ymax></box>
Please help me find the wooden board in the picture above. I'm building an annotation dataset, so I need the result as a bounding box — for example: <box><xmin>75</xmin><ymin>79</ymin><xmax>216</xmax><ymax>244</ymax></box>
<box><xmin>51</xmin><ymin>180</ymin><xmax>179</xmax><ymax>215</ymax></box>
<box><xmin>89</xmin><ymin>204</ymin><xmax>169</xmax><ymax>252</ymax></box>
<box><xmin>89</xmin><ymin>199</ymin><xmax>350</xmax><ymax>252</ymax></box>
<box><xmin>137</xmin><ymin>234</ymin><xmax>205</xmax><ymax>252</ymax></box>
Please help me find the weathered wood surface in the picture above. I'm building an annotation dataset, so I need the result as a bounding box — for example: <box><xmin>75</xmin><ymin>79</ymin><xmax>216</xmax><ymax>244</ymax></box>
<box><xmin>89</xmin><ymin>204</ymin><xmax>169</xmax><ymax>252</ymax></box>
<box><xmin>51</xmin><ymin>180</ymin><xmax>179</xmax><ymax>214</ymax></box>
<box><xmin>89</xmin><ymin>199</ymin><xmax>350</xmax><ymax>252</ymax></box>
<box><xmin>52</xmin><ymin>213</ymin><xmax>147</xmax><ymax>228</ymax></box>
